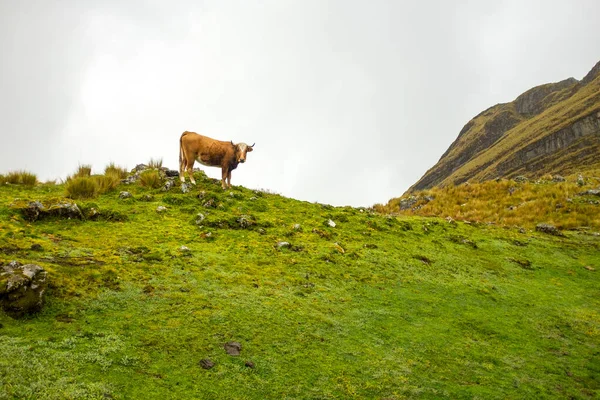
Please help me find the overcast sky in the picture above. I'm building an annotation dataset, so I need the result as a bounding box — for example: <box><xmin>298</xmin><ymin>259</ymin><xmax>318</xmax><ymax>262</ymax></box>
<box><xmin>1</xmin><ymin>1</ymin><xmax>599</xmax><ymax>206</ymax></box>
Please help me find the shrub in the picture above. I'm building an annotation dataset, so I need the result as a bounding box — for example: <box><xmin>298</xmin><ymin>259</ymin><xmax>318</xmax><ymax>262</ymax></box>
<box><xmin>93</xmin><ymin>174</ymin><xmax>120</xmax><ymax>194</ymax></box>
<box><xmin>65</xmin><ymin>177</ymin><xmax>98</xmax><ymax>199</ymax></box>
<box><xmin>139</xmin><ymin>170</ymin><xmax>163</xmax><ymax>189</ymax></box>
<box><xmin>147</xmin><ymin>158</ymin><xmax>163</xmax><ymax>170</ymax></box>
<box><xmin>4</xmin><ymin>170</ymin><xmax>37</xmax><ymax>186</ymax></box>
<box><xmin>0</xmin><ymin>174</ymin><xmax>4</xmax><ymax>185</ymax></box>
<box><xmin>104</xmin><ymin>163</ymin><xmax>128</xmax><ymax>179</ymax></box>
<box><xmin>74</xmin><ymin>164</ymin><xmax>92</xmax><ymax>178</ymax></box>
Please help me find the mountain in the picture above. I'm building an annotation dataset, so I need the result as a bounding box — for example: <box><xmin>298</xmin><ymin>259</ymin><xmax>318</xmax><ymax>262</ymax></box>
<box><xmin>409</xmin><ymin>60</ymin><xmax>600</xmax><ymax>192</ymax></box>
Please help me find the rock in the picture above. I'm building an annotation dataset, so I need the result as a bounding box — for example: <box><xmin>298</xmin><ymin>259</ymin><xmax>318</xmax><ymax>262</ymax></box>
<box><xmin>293</xmin><ymin>224</ymin><xmax>302</xmax><ymax>230</ymax></box>
<box><xmin>30</xmin><ymin>244</ymin><xmax>43</xmax><ymax>251</ymax></box>
<box><xmin>165</xmin><ymin>170</ymin><xmax>179</xmax><ymax>178</ymax></box>
<box><xmin>238</xmin><ymin>215</ymin><xmax>254</xmax><ymax>229</ymax></box>
<box><xmin>249</xmin><ymin>196</ymin><xmax>258</xmax><ymax>201</ymax></box>
<box><xmin>162</xmin><ymin>180</ymin><xmax>174</xmax><ymax>191</ymax></box>
<box><xmin>224</xmin><ymin>341</ymin><xmax>241</xmax><ymax>356</ymax></box>
<box><xmin>203</xmin><ymin>199</ymin><xmax>216</xmax><ymax>208</ymax></box>
<box><xmin>277</xmin><ymin>241</ymin><xmax>291</xmax><ymax>249</ymax></box>
<box><xmin>140</xmin><ymin>194</ymin><xmax>154</xmax><ymax>202</ymax></box>
<box><xmin>199</xmin><ymin>359</ymin><xmax>215</xmax><ymax>370</ymax></box>
<box><xmin>552</xmin><ymin>175</ymin><xmax>565</xmax><ymax>182</ymax></box>
<box><xmin>257</xmin><ymin>228</ymin><xmax>266</xmax><ymax>235</ymax></box>
<box><xmin>119</xmin><ymin>191</ymin><xmax>133</xmax><ymax>199</ymax></box>
<box><xmin>195</xmin><ymin>213</ymin><xmax>205</xmax><ymax>225</ymax></box>
<box><xmin>181</xmin><ymin>183</ymin><xmax>191</xmax><ymax>194</ymax></box>
<box><xmin>535</xmin><ymin>223</ymin><xmax>563</xmax><ymax>236</ymax></box>
<box><xmin>245</xmin><ymin>360</ymin><xmax>255</xmax><ymax>369</ymax></box>
<box><xmin>0</xmin><ymin>261</ymin><xmax>48</xmax><ymax>317</ymax></box>
<box><xmin>577</xmin><ymin>174</ymin><xmax>585</xmax><ymax>186</ymax></box>
<box><xmin>19</xmin><ymin>199</ymin><xmax>83</xmax><ymax>222</ymax></box>
<box><xmin>579</xmin><ymin>189</ymin><xmax>600</xmax><ymax>196</ymax></box>
<box><xmin>399</xmin><ymin>196</ymin><xmax>418</xmax><ymax>210</ymax></box>
<box><xmin>156</xmin><ymin>206</ymin><xmax>167</xmax><ymax>213</ymax></box>
<box><xmin>514</xmin><ymin>176</ymin><xmax>528</xmax><ymax>183</ymax></box>
<box><xmin>179</xmin><ymin>245</ymin><xmax>190</xmax><ymax>253</ymax></box>
<box><xmin>327</xmin><ymin>219</ymin><xmax>336</xmax><ymax>228</ymax></box>
<box><xmin>584</xmin><ymin>265</ymin><xmax>595</xmax><ymax>271</ymax></box>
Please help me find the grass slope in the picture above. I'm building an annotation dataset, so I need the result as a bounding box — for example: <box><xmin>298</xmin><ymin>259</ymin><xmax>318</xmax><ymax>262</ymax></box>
<box><xmin>380</xmin><ymin>171</ymin><xmax>600</xmax><ymax>231</ymax></box>
<box><xmin>1</xmin><ymin>174</ymin><xmax>599</xmax><ymax>399</ymax></box>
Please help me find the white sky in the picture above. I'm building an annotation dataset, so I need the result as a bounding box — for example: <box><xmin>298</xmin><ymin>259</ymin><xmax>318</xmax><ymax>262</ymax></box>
<box><xmin>1</xmin><ymin>1</ymin><xmax>599</xmax><ymax>206</ymax></box>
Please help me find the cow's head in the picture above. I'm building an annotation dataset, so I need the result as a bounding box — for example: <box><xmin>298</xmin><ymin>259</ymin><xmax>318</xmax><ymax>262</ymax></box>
<box><xmin>231</xmin><ymin>141</ymin><xmax>254</xmax><ymax>163</ymax></box>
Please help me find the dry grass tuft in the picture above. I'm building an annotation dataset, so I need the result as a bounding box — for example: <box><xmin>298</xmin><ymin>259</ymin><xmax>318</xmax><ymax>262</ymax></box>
<box><xmin>139</xmin><ymin>170</ymin><xmax>163</xmax><ymax>189</ymax></box>
<box><xmin>3</xmin><ymin>170</ymin><xmax>37</xmax><ymax>186</ymax></box>
<box><xmin>65</xmin><ymin>176</ymin><xmax>98</xmax><ymax>199</ymax></box>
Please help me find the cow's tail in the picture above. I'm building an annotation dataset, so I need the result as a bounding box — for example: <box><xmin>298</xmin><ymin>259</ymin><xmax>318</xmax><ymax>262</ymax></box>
<box><xmin>179</xmin><ymin>131</ymin><xmax>189</xmax><ymax>179</ymax></box>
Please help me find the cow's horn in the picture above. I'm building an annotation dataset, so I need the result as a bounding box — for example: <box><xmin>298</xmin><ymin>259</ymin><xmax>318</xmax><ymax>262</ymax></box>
<box><xmin>250</xmin><ymin>143</ymin><xmax>255</xmax><ymax>147</ymax></box>
<box><xmin>231</xmin><ymin>140</ymin><xmax>235</xmax><ymax>146</ymax></box>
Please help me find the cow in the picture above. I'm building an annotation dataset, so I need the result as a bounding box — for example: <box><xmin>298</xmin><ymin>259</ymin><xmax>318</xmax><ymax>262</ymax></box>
<box><xmin>179</xmin><ymin>131</ymin><xmax>254</xmax><ymax>189</ymax></box>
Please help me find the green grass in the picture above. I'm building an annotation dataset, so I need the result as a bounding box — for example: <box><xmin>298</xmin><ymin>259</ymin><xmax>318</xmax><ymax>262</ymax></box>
<box><xmin>1</xmin><ymin>173</ymin><xmax>599</xmax><ymax>399</ymax></box>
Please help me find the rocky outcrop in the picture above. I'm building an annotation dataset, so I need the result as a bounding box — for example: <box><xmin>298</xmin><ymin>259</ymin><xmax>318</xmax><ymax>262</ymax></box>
<box><xmin>0</xmin><ymin>261</ymin><xmax>48</xmax><ymax>317</ymax></box>
<box><xmin>495</xmin><ymin>111</ymin><xmax>600</xmax><ymax>177</ymax></box>
<box><xmin>15</xmin><ymin>199</ymin><xmax>83</xmax><ymax>221</ymax></box>
<box><xmin>514</xmin><ymin>78</ymin><xmax>577</xmax><ymax>115</ymax></box>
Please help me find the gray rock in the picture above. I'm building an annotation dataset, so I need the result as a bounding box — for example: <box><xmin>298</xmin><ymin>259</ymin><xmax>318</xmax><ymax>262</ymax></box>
<box><xmin>535</xmin><ymin>223</ymin><xmax>563</xmax><ymax>236</ymax></box>
<box><xmin>162</xmin><ymin>179</ymin><xmax>174</xmax><ymax>191</ymax></box>
<box><xmin>514</xmin><ymin>176</ymin><xmax>528</xmax><ymax>183</ymax></box>
<box><xmin>327</xmin><ymin>219</ymin><xmax>336</xmax><ymax>228</ymax></box>
<box><xmin>577</xmin><ymin>174</ymin><xmax>585</xmax><ymax>186</ymax></box>
<box><xmin>238</xmin><ymin>215</ymin><xmax>253</xmax><ymax>229</ymax></box>
<box><xmin>195</xmin><ymin>213</ymin><xmax>205</xmax><ymax>225</ymax></box>
<box><xmin>199</xmin><ymin>359</ymin><xmax>214</xmax><ymax>370</ymax></box>
<box><xmin>0</xmin><ymin>261</ymin><xmax>48</xmax><ymax>317</ymax></box>
<box><xmin>277</xmin><ymin>241</ymin><xmax>291</xmax><ymax>249</ymax></box>
<box><xmin>179</xmin><ymin>245</ymin><xmax>190</xmax><ymax>253</ymax></box>
<box><xmin>119</xmin><ymin>191</ymin><xmax>133</xmax><ymax>199</ymax></box>
<box><xmin>552</xmin><ymin>175</ymin><xmax>565</xmax><ymax>182</ymax></box>
<box><xmin>224</xmin><ymin>341</ymin><xmax>242</xmax><ymax>356</ymax></box>
<box><xmin>293</xmin><ymin>224</ymin><xmax>301</xmax><ymax>230</ymax></box>
<box><xmin>181</xmin><ymin>183</ymin><xmax>191</xmax><ymax>194</ymax></box>
<box><xmin>21</xmin><ymin>200</ymin><xmax>83</xmax><ymax>221</ymax></box>
<box><xmin>156</xmin><ymin>206</ymin><xmax>167</xmax><ymax>212</ymax></box>
<box><xmin>580</xmin><ymin>189</ymin><xmax>600</xmax><ymax>196</ymax></box>
<box><xmin>165</xmin><ymin>170</ymin><xmax>179</xmax><ymax>178</ymax></box>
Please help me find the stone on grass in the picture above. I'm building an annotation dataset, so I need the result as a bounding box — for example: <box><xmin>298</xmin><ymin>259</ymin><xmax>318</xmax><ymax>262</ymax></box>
<box><xmin>200</xmin><ymin>359</ymin><xmax>215</xmax><ymax>370</ymax></box>
<box><xmin>535</xmin><ymin>223</ymin><xmax>563</xmax><ymax>236</ymax></box>
<box><xmin>224</xmin><ymin>341</ymin><xmax>242</xmax><ymax>356</ymax></box>
<box><xmin>156</xmin><ymin>206</ymin><xmax>167</xmax><ymax>213</ymax></box>
<box><xmin>181</xmin><ymin>183</ymin><xmax>191</xmax><ymax>194</ymax></box>
<box><xmin>119</xmin><ymin>191</ymin><xmax>133</xmax><ymax>199</ymax></box>
<box><xmin>277</xmin><ymin>241</ymin><xmax>291</xmax><ymax>249</ymax></box>
<box><xmin>327</xmin><ymin>219</ymin><xmax>336</xmax><ymax>228</ymax></box>
<box><xmin>0</xmin><ymin>261</ymin><xmax>48</xmax><ymax>318</ymax></box>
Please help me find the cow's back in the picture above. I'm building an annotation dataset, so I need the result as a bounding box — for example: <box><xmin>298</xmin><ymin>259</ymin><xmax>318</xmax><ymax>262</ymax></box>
<box><xmin>181</xmin><ymin>131</ymin><xmax>232</xmax><ymax>166</ymax></box>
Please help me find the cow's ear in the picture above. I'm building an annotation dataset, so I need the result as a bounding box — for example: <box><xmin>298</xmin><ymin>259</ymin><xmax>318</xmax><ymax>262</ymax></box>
<box><xmin>230</xmin><ymin>140</ymin><xmax>235</xmax><ymax>147</ymax></box>
<box><xmin>247</xmin><ymin>146</ymin><xmax>253</xmax><ymax>152</ymax></box>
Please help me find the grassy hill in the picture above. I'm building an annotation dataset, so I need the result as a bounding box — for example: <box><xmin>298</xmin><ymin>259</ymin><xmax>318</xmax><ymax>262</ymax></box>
<box><xmin>409</xmin><ymin>60</ymin><xmax>600</xmax><ymax>192</ymax></box>
<box><xmin>1</xmin><ymin>169</ymin><xmax>599</xmax><ymax>399</ymax></box>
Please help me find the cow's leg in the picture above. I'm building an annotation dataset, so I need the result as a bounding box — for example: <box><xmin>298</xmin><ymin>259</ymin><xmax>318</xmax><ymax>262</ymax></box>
<box><xmin>221</xmin><ymin>168</ymin><xmax>228</xmax><ymax>190</ymax></box>
<box><xmin>227</xmin><ymin>171</ymin><xmax>232</xmax><ymax>188</ymax></box>
<box><xmin>186</xmin><ymin>159</ymin><xmax>196</xmax><ymax>185</ymax></box>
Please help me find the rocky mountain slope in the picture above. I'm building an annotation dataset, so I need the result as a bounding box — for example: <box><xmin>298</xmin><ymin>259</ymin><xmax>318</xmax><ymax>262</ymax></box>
<box><xmin>409</xmin><ymin>60</ymin><xmax>600</xmax><ymax>192</ymax></box>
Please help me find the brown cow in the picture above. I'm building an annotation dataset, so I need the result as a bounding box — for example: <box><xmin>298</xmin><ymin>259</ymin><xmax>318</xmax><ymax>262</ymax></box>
<box><xmin>179</xmin><ymin>131</ymin><xmax>254</xmax><ymax>189</ymax></box>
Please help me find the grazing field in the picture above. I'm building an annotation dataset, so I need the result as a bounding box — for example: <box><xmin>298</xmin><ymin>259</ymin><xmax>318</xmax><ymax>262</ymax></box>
<box><xmin>1</xmin><ymin>170</ymin><xmax>599</xmax><ymax>399</ymax></box>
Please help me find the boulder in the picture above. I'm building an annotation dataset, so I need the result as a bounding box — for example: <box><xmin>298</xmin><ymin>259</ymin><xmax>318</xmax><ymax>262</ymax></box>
<box><xmin>18</xmin><ymin>199</ymin><xmax>83</xmax><ymax>222</ymax></box>
<box><xmin>535</xmin><ymin>223</ymin><xmax>563</xmax><ymax>236</ymax></box>
<box><xmin>0</xmin><ymin>261</ymin><xmax>48</xmax><ymax>317</ymax></box>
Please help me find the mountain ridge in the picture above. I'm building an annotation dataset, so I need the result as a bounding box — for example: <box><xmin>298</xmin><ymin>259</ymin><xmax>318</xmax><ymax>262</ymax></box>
<box><xmin>408</xmin><ymin>60</ymin><xmax>600</xmax><ymax>193</ymax></box>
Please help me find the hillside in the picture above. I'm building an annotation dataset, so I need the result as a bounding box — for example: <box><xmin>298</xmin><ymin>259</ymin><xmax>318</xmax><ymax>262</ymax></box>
<box><xmin>409</xmin><ymin>60</ymin><xmax>600</xmax><ymax>192</ymax></box>
<box><xmin>1</xmin><ymin>169</ymin><xmax>599</xmax><ymax>399</ymax></box>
